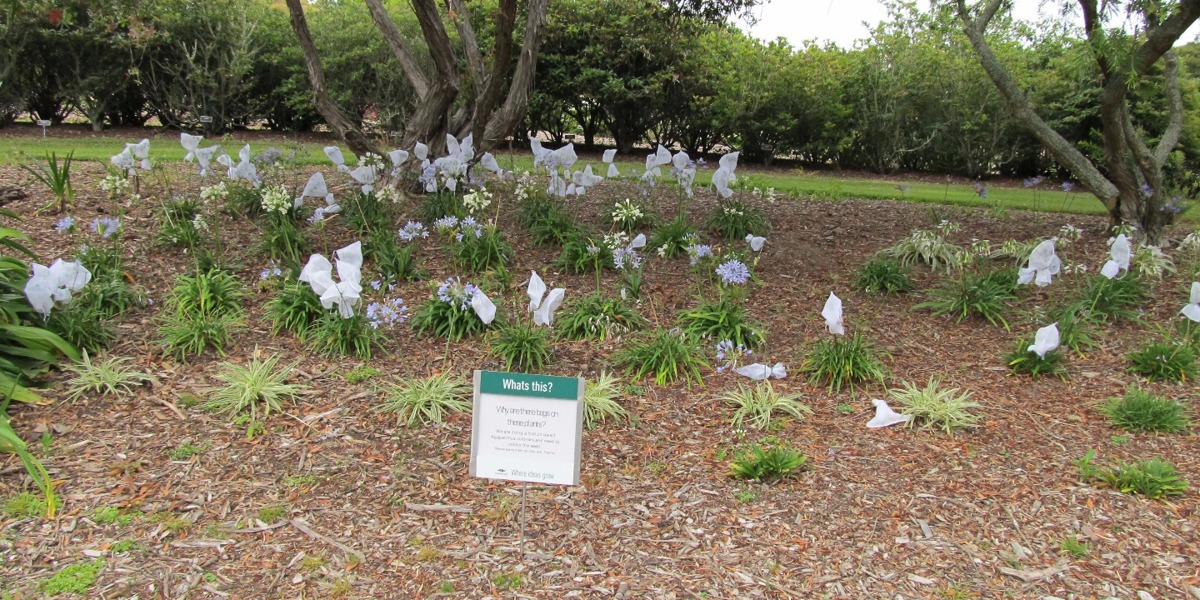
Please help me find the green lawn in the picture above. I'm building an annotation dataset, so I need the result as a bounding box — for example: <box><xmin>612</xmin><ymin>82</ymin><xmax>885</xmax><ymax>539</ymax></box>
<box><xmin>0</xmin><ymin>129</ymin><xmax>1174</xmax><ymax>220</ymax></box>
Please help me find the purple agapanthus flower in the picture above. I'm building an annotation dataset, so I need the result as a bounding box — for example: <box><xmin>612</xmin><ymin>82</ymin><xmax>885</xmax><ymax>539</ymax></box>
<box><xmin>1061</xmin><ymin>181</ymin><xmax>1074</xmax><ymax>193</ymax></box>
<box><xmin>973</xmin><ymin>181</ymin><xmax>987</xmax><ymax>199</ymax></box>
<box><xmin>54</xmin><ymin>216</ymin><xmax>75</xmax><ymax>232</ymax></box>
<box><xmin>715</xmin><ymin>259</ymin><xmax>750</xmax><ymax>285</ymax></box>
<box><xmin>366</xmin><ymin>298</ymin><xmax>408</xmax><ymax>329</ymax></box>
<box><xmin>1023</xmin><ymin>176</ymin><xmax>1044</xmax><ymax>188</ymax></box>
<box><xmin>1140</xmin><ymin>184</ymin><xmax>1154</xmax><ymax>198</ymax></box>
<box><xmin>398</xmin><ymin>221</ymin><xmax>428</xmax><ymax>242</ymax></box>
<box><xmin>613</xmin><ymin>247</ymin><xmax>642</xmax><ymax>271</ymax></box>
<box><xmin>686</xmin><ymin>243</ymin><xmax>713</xmax><ymax>266</ymax></box>
<box><xmin>92</xmin><ymin>217</ymin><xmax>121</xmax><ymax>238</ymax></box>
<box><xmin>436</xmin><ymin>276</ymin><xmax>479</xmax><ymax>310</ymax></box>
<box><xmin>259</xmin><ymin>260</ymin><xmax>284</xmax><ymax>280</ymax></box>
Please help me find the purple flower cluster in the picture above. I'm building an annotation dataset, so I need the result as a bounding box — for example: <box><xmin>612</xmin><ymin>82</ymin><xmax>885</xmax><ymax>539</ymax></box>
<box><xmin>1022</xmin><ymin>176</ymin><xmax>1044</xmax><ymax>188</ymax></box>
<box><xmin>1061</xmin><ymin>181</ymin><xmax>1074</xmax><ymax>193</ymax></box>
<box><xmin>715</xmin><ymin>339</ymin><xmax>751</xmax><ymax>373</ymax></box>
<box><xmin>433</xmin><ymin>215</ymin><xmax>459</xmax><ymax>231</ymax></box>
<box><xmin>686</xmin><ymin>243</ymin><xmax>713</xmax><ymax>266</ymax></box>
<box><xmin>436</xmin><ymin>276</ymin><xmax>480</xmax><ymax>310</ymax></box>
<box><xmin>715</xmin><ymin>259</ymin><xmax>750</xmax><ymax>285</ymax></box>
<box><xmin>92</xmin><ymin>217</ymin><xmax>121</xmax><ymax>238</ymax></box>
<box><xmin>259</xmin><ymin>260</ymin><xmax>284</xmax><ymax>280</ymax></box>
<box><xmin>366</xmin><ymin>298</ymin><xmax>408</xmax><ymax>329</ymax></box>
<box><xmin>398</xmin><ymin>221</ymin><xmax>429</xmax><ymax>242</ymax></box>
<box><xmin>613</xmin><ymin>247</ymin><xmax>643</xmax><ymax>271</ymax></box>
<box><xmin>54</xmin><ymin>216</ymin><xmax>75</xmax><ymax>232</ymax></box>
<box><xmin>1140</xmin><ymin>184</ymin><xmax>1154</xmax><ymax>198</ymax></box>
<box><xmin>973</xmin><ymin>181</ymin><xmax>987</xmax><ymax>199</ymax></box>
<box><xmin>454</xmin><ymin>217</ymin><xmax>483</xmax><ymax>242</ymax></box>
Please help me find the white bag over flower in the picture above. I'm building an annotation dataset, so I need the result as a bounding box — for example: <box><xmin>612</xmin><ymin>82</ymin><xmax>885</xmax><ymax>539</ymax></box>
<box><xmin>822</xmin><ymin>292</ymin><xmax>845</xmax><ymax>336</ymax></box>
<box><xmin>1027</xmin><ymin>323</ymin><xmax>1060</xmax><ymax>358</ymax></box>
<box><xmin>24</xmin><ymin>259</ymin><xmax>91</xmax><ymax>317</ymax></box>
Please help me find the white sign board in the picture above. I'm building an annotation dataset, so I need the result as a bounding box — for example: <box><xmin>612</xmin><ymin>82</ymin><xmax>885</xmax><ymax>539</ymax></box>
<box><xmin>198</xmin><ymin>115</ymin><xmax>214</xmax><ymax>124</ymax></box>
<box><xmin>35</xmin><ymin>120</ymin><xmax>51</xmax><ymax>127</ymax></box>
<box><xmin>470</xmin><ymin>370</ymin><xmax>584</xmax><ymax>486</ymax></box>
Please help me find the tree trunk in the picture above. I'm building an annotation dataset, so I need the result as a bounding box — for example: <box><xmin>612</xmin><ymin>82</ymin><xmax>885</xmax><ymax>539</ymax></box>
<box><xmin>285</xmin><ymin>0</ymin><xmax>380</xmax><ymax>157</ymax></box>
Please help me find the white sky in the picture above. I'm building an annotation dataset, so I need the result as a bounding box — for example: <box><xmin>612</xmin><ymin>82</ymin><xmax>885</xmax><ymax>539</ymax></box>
<box><xmin>742</xmin><ymin>0</ymin><xmax>1200</xmax><ymax>49</ymax></box>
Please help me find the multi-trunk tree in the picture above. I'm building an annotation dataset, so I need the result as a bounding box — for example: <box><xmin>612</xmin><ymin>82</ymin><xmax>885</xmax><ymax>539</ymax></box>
<box><xmin>956</xmin><ymin>0</ymin><xmax>1200</xmax><ymax>243</ymax></box>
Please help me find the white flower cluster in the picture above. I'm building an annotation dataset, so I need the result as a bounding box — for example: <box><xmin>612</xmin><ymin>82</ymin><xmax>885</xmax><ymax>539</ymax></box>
<box><xmin>1179</xmin><ymin>231</ymin><xmax>1200</xmax><ymax>252</ymax></box>
<box><xmin>200</xmin><ymin>181</ymin><xmax>228</xmax><ymax>203</ymax></box>
<box><xmin>611</xmin><ymin>199</ymin><xmax>643</xmax><ymax>225</ymax></box>
<box><xmin>1058</xmin><ymin>223</ymin><xmax>1082</xmax><ymax>243</ymax></box>
<box><xmin>260</xmin><ymin>184</ymin><xmax>291</xmax><ymax>215</ymax></box>
<box><xmin>602</xmin><ymin>232</ymin><xmax>629</xmax><ymax>252</ymax></box>
<box><xmin>1133</xmin><ymin>244</ymin><xmax>1175</xmax><ymax>279</ymax></box>
<box><xmin>463</xmin><ymin>188</ymin><xmax>493</xmax><ymax>214</ymax></box>
<box><xmin>375</xmin><ymin>186</ymin><xmax>401</xmax><ymax>204</ymax></box>
<box><xmin>722</xmin><ymin>205</ymin><xmax>745</xmax><ymax>217</ymax></box>
<box><xmin>99</xmin><ymin>175</ymin><xmax>130</xmax><ymax>197</ymax></box>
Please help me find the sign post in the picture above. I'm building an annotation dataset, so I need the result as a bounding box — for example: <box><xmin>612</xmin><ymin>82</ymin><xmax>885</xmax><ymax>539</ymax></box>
<box><xmin>470</xmin><ymin>370</ymin><xmax>584</xmax><ymax>555</ymax></box>
<box><xmin>35</xmin><ymin>119</ymin><xmax>50</xmax><ymax>138</ymax></box>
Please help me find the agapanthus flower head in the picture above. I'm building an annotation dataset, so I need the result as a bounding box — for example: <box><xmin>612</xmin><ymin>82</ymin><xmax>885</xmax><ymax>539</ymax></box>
<box><xmin>686</xmin><ymin>243</ymin><xmax>713</xmax><ymax>266</ymax></box>
<box><xmin>715</xmin><ymin>339</ymin><xmax>752</xmax><ymax>373</ymax></box>
<box><xmin>434</xmin><ymin>215</ymin><xmax>459</xmax><ymax>232</ymax></box>
<box><xmin>259</xmin><ymin>260</ymin><xmax>284</xmax><ymax>280</ymax></box>
<box><xmin>715</xmin><ymin>259</ymin><xmax>750</xmax><ymax>285</ymax></box>
<box><xmin>1061</xmin><ymin>181</ymin><xmax>1074</xmax><ymax>193</ymax></box>
<box><xmin>55</xmin><ymin>216</ymin><xmax>75</xmax><ymax>233</ymax></box>
<box><xmin>436</xmin><ymin>276</ymin><xmax>480</xmax><ymax>311</ymax></box>
<box><xmin>200</xmin><ymin>181</ymin><xmax>228</xmax><ymax>203</ymax></box>
<box><xmin>260</xmin><ymin>185</ymin><xmax>291</xmax><ymax>215</ymax></box>
<box><xmin>1140</xmin><ymin>184</ymin><xmax>1154</xmax><ymax>198</ymax></box>
<box><xmin>1023</xmin><ymin>176</ymin><xmax>1044</xmax><ymax>188</ymax></box>
<box><xmin>398</xmin><ymin>221</ymin><xmax>428</xmax><ymax>242</ymax></box>
<box><xmin>973</xmin><ymin>181</ymin><xmax>987</xmax><ymax>199</ymax></box>
<box><xmin>366</xmin><ymin>297</ymin><xmax>408</xmax><ymax>329</ymax></box>
<box><xmin>92</xmin><ymin>217</ymin><xmax>121</xmax><ymax>238</ymax></box>
<box><xmin>613</xmin><ymin>247</ymin><xmax>643</xmax><ymax>271</ymax></box>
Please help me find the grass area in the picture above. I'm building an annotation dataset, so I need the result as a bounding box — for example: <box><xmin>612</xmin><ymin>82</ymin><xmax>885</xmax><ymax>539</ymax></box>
<box><xmin>0</xmin><ymin>127</ymin><xmax>1182</xmax><ymax>220</ymax></box>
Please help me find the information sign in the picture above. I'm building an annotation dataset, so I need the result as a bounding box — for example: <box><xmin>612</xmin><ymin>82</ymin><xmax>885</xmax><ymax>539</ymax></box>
<box><xmin>470</xmin><ymin>370</ymin><xmax>584</xmax><ymax>486</ymax></box>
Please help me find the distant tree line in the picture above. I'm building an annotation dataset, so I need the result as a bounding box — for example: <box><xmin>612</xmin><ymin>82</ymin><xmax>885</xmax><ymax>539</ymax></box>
<box><xmin>2</xmin><ymin>0</ymin><xmax>1197</xmax><ymax>187</ymax></box>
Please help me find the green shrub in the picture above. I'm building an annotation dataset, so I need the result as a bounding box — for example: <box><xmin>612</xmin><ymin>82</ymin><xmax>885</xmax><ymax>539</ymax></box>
<box><xmin>225</xmin><ymin>183</ymin><xmax>264</xmax><ymax>217</ymax></box>
<box><xmin>584</xmin><ymin>371</ymin><xmax>628</xmax><ymax>428</ymax></box>
<box><xmin>1074</xmin><ymin>274</ymin><xmax>1149</xmax><ymax>322</ymax></box>
<box><xmin>70</xmin><ymin>274</ymin><xmax>140</xmax><ymax>319</ymax></box>
<box><xmin>205</xmin><ymin>353</ymin><xmax>302</xmax><ymax>420</ymax></box>
<box><xmin>365</xmin><ymin>232</ymin><xmax>421</xmax><ymax>283</ymax></box>
<box><xmin>266</xmin><ymin>281</ymin><xmax>323</xmax><ymax>338</ymax></box>
<box><xmin>889</xmin><ymin>378</ymin><xmax>980</xmax><ymax>435</ymax></box>
<box><xmin>618</xmin><ymin>329</ymin><xmax>708</xmax><ymax>387</ymax></box>
<box><xmin>158</xmin><ymin>311</ymin><xmax>243</xmax><ymax>359</ymax></box>
<box><xmin>1100</xmin><ymin>387</ymin><xmax>1191</xmax><ymax>433</ymax></box>
<box><xmin>40</xmin><ymin>559</ymin><xmax>104</xmax><ymax>596</ymax></box>
<box><xmin>649</xmin><ymin>213</ymin><xmax>695</xmax><ymax>258</ymax></box>
<box><xmin>730</xmin><ymin>443</ymin><xmax>807</xmax><ymax>481</ymax></box>
<box><xmin>706</xmin><ymin>198</ymin><xmax>767</xmax><ymax>240</ymax></box>
<box><xmin>722</xmin><ymin>381</ymin><xmax>811</xmax><ymax>430</ymax></box>
<box><xmin>1005</xmin><ymin>341</ymin><xmax>1067</xmax><ymax>380</ymax></box>
<box><xmin>490</xmin><ymin>323</ymin><xmax>553</xmax><ymax>372</ymax></box>
<box><xmin>1077</xmin><ymin>450</ymin><xmax>1188</xmax><ymax>499</ymax></box>
<box><xmin>421</xmin><ymin>191</ymin><xmax>466</xmax><ymax>224</ymax></box>
<box><xmin>21</xmin><ymin>151</ymin><xmax>74</xmax><ymax>213</ymax></box>
<box><xmin>64</xmin><ymin>352</ymin><xmax>155</xmax><ymax>402</ymax></box>
<box><xmin>916</xmin><ymin>269</ymin><xmax>1016</xmax><ymax>329</ymax></box>
<box><xmin>801</xmin><ymin>332</ymin><xmax>888</xmax><ymax>393</ymax></box>
<box><xmin>884</xmin><ymin>229</ymin><xmax>966</xmax><ymax>272</ymax></box>
<box><xmin>1051</xmin><ymin>304</ymin><xmax>1099</xmax><ymax>356</ymax></box>
<box><xmin>677</xmin><ymin>296</ymin><xmax>765</xmax><ymax>350</ymax></box>
<box><xmin>520</xmin><ymin>195</ymin><xmax>580</xmax><ymax>246</ymax></box>
<box><xmin>1128</xmin><ymin>342</ymin><xmax>1197</xmax><ymax>383</ymax></box>
<box><xmin>45</xmin><ymin>299</ymin><xmax>116</xmax><ymax>353</ymax></box>
<box><xmin>158</xmin><ymin>268</ymin><xmax>245</xmax><ymax>358</ymax></box>
<box><xmin>376</xmin><ymin>372</ymin><xmax>471</xmax><ymax>426</ymax></box>
<box><xmin>557</xmin><ymin>292</ymin><xmax>643</xmax><ymax>340</ymax></box>
<box><xmin>854</xmin><ymin>256</ymin><xmax>913</xmax><ymax>296</ymax></box>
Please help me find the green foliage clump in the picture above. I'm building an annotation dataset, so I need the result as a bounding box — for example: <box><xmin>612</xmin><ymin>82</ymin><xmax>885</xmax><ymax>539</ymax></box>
<box><xmin>618</xmin><ymin>329</ymin><xmax>708</xmax><ymax>387</ymax></box>
<box><xmin>519</xmin><ymin>194</ymin><xmax>579</xmax><ymax>246</ymax></box>
<box><xmin>557</xmin><ymin>292</ymin><xmax>643</xmax><ymax>340</ymax></box>
<box><xmin>3</xmin><ymin>490</ymin><xmax>56</xmax><ymax>519</ymax></box>
<box><xmin>309</xmin><ymin>313</ymin><xmax>379</xmax><ymax>359</ymax></box>
<box><xmin>706</xmin><ymin>198</ymin><xmax>767</xmax><ymax>240</ymax></box>
<box><xmin>365</xmin><ymin>231</ymin><xmax>421</xmax><ymax>283</ymax></box>
<box><xmin>344</xmin><ymin>191</ymin><xmax>397</xmax><ymax>235</ymax></box>
<box><xmin>677</xmin><ymin>296</ymin><xmax>764</xmax><ymax>350</ymax></box>
<box><xmin>157</xmin><ymin>196</ymin><xmax>203</xmax><ymax>248</ymax></box>
<box><xmin>158</xmin><ymin>268</ymin><xmax>245</xmax><ymax>359</ymax></box>
<box><xmin>722</xmin><ymin>381</ymin><xmax>811</xmax><ymax>430</ymax></box>
<box><xmin>225</xmin><ymin>183</ymin><xmax>264</xmax><ymax>217</ymax></box>
<box><xmin>1050</xmin><ymin>304</ymin><xmax>1099</xmax><ymax>356</ymax></box>
<box><xmin>917</xmin><ymin>269</ymin><xmax>1016</xmax><ymax>329</ymax></box>
<box><xmin>889</xmin><ymin>378</ymin><xmax>980</xmax><ymax>435</ymax></box>
<box><xmin>1100</xmin><ymin>387</ymin><xmax>1191</xmax><ymax>433</ymax></box>
<box><xmin>205</xmin><ymin>353</ymin><xmax>302</xmax><ymax>420</ymax></box>
<box><xmin>376</xmin><ymin>372</ymin><xmax>471</xmax><ymax>426</ymax></box>
<box><xmin>555</xmin><ymin>233</ymin><xmax>612</xmax><ymax>274</ymax></box>
<box><xmin>1128</xmin><ymin>341</ymin><xmax>1197</xmax><ymax>383</ymax></box>
<box><xmin>649</xmin><ymin>213</ymin><xmax>695</xmax><ymax>258</ymax></box>
<box><xmin>44</xmin><ymin>299</ymin><xmax>116</xmax><ymax>353</ymax></box>
<box><xmin>40</xmin><ymin>559</ymin><xmax>104</xmax><ymax>597</ymax></box>
<box><xmin>584</xmin><ymin>371</ymin><xmax>629</xmax><ymax>429</ymax></box>
<box><xmin>266</xmin><ymin>281</ymin><xmax>323</xmax><ymax>338</ymax></box>
<box><xmin>1005</xmin><ymin>342</ymin><xmax>1067</xmax><ymax>381</ymax></box>
<box><xmin>884</xmin><ymin>229</ymin><xmax>966</xmax><ymax>272</ymax></box>
<box><xmin>343</xmin><ymin>365</ymin><xmax>381</xmax><ymax>384</ymax></box>
<box><xmin>1073</xmin><ymin>274</ymin><xmax>1150</xmax><ymax>322</ymax></box>
<box><xmin>450</xmin><ymin>224</ymin><xmax>512</xmax><ymax>273</ymax></box>
<box><xmin>854</xmin><ymin>256</ymin><xmax>913</xmax><ymax>296</ymax></box>
<box><xmin>64</xmin><ymin>352</ymin><xmax>155</xmax><ymax>402</ymax></box>
<box><xmin>421</xmin><ymin>191</ymin><xmax>466</xmax><ymax>224</ymax></box>
<box><xmin>730</xmin><ymin>443</ymin><xmax>807</xmax><ymax>482</ymax></box>
<box><xmin>1076</xmin><ymin>450</ymin><xmax>1188</xmax><ymax>500</ymax></box>
<box><xmin>21</xmin><ymin>151</ymin><xmax>74</xmax><ymax>213</ymax></box>
<box><xmin>801</xmin><ymin>332</ymin><xmax>888</xmax><ymax>393</ymax></box>
<box><xmin>490</xmin><ymin>323</ymin><xmax>553</xmax><ymax>372</ymax></box>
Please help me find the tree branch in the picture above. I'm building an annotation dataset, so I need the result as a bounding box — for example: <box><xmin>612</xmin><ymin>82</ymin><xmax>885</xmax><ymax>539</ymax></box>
<box><xmin>364</xmin><ymin>0</ymin><xmax>429</xmax><ymax>99</ymax></box>
<box><xmin>483</xmin><ymin>0</ymin><xmax>549</xmax><ymax>146</ymax></box>
<box><xmin>447</xmin><ymin>0</ymin><xmax>486</xmax><ymax>86</ymax></box>
<box><xmin>470</xmin><ymin>0</ymin><xmax>517</xmax><ymax>144</ymax></box>
<box><xmin>285</xmin><ymin>0</ymin><xmax>379</xmax><ymax>157</ymax></box>
<box><xmin>1154</xmin><ymin>50</ymin><xmax>1184</xmax><ymax>168</ymax></box>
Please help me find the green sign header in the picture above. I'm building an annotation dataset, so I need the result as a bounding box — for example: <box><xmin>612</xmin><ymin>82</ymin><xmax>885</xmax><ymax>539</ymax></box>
<box><xmin>478</xmin><ymin>370</ymin><xmax>579</xmax><ymax>400</ymax></box>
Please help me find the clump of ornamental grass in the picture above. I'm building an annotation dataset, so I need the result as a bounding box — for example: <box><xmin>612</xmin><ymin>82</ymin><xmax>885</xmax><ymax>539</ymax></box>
<box><xmin>365</xmin><ymin>230</ymin><xmax>422</xmax><ymax>283</ymax></box>
<box><xmin>204</xmin><ymin>352</ymin><xmax>302</xmax><ymax>421</ymax></box>
<box><xmin>706</xmin><ymin>198</ymin><xmax>767</xmax><ymax>240</ymax></box>
<box><xmin>888</xmin><ymin>377</ymin><xmax>981</xmax><ymax>435</ymax></box>
<box><xmin>730</xmin><ymin>442</ymin><xmax>808</xmax><ymax>482</ymax></box>
<box><xmin>266</xmin><ymin>280</ymin><xmax>323</xmax><ymax>339</ymax></box>
<box><xmin>375</xmin><ymin>372</ymin><xmax>472</xmax><ymax>427</ymax></box>
<box><xmin>584</xmin><ymin>371</ymin><xmax>629</xmax><ymax>429</ymax></box>
<box><xmin>157</xmin><ymin>196</ymin><xmax>203</xmax><ymax>248</ymax></box>
<box><xmin>722</xmin><ymin>381</ymin><xmax>811</xmax><ymax>430</ymax></box>
<box><xmin>157</xmin><ymin>268</ymin><xmax>245</xmax><ymax>359</ymax></box>
<box><xmin>520</xmin><ymin>194</ymin><xmax>580</xmax><ymax>246</ymax></box>
<box><xmin>1099</xmin><ymin>386</ymin><xmax>1191</xmax><ymax>433</ymax></box>
<box><xmin>618</xmin><ymin>328</ymin><xmax>708</xmax><ymax>387</ymax></box>
<box><xmin>884</xmin><ymin>229</ymin><xmax>967</xmax><ymax>272</ymax></box>
<box><xmin>854</xmin><ymin>256</ymin><xmax>913</xmax><ymax>296</ymax></box>
<box><xmin>490</xmin><ymin>323</ymin><xmax>553</xmax><ymax>372</ymax></box>
<box><xmin>411</xmin><ymin>277</ymin><xmax>492</xmax><ymax>341</ymax></box>
<box><xmin>916</xmin><ymin>269</ymin><xmax>1016</xmax><ymax>329</ymax></box>
<box><xmin>801</xmin><ymin>332</ymin><xmax>888</xmax><ymax>393</ymax></box>
<box><xmin>1072</xmin><ymin>273</ymin><xmax>1149</xmax><ymax>322</ymax></box>
<box><xmin>45</xmin><ymin>297</ymin><xmax>116</xmax><ymax>353</ymax></box>
<box><xmin>448</xmin><ymin>221</ymin><xmax>511</xmax><ymax>273</ymax></box>
<box><xmin>557</xmin><ymin>292</ymin><xmax>644</xmax><ymax>340</ymax></box>
<box><xmin>1128</xmin><ymin>341</ymin><xmax>1197</xmax><ymax>383</ymax></box>
<box><xmin>556</xmin><ymin>232</ymin><xmax>613</xmax><ymax>275</ymax></box>
<box><xmin>677</xmin><ymin>295</ymin><xmax>765</xmax><ymax>350</ymax></box>
<box><xmin>309</xmin><ymin>312</ymin><xmax>379</xmax><ymax>359</ymax></box>
<box><xmin>1050</xmin><ymin>304</ymin><xmax>1100</xmax><ymax>356</ymax></box>
<box><xmin>1005</xmin><ymin>341</ymin><xmax>1067</xmax><ymax>381</ymax></box>
<box><xmin>64</xmin><ymin>352</ymin><xmax>156</xmax><ymax>402</ymax></box>
<box><xmin>1076</xmin><ymin>450</ymin><xmax>1188</xmax><ymax>500</ymax></box>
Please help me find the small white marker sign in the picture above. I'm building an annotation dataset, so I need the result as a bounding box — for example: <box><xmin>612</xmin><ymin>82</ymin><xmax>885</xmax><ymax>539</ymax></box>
<box><xmin>470</xmin><ymin>370</ymin><xmax>584</xmax><ymax>486</ymax></box>
<box><xmin>35</xmin><ymin>119</ymin><xmax>50</xmax><ymax>137</ymax></box>
<box><xmin>198</xmin><ymin>115</ymin><xmax>214</xmax><ymax>124</ymax></box>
